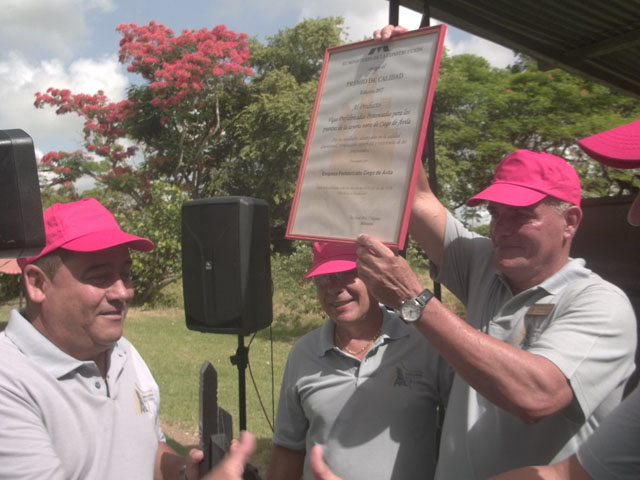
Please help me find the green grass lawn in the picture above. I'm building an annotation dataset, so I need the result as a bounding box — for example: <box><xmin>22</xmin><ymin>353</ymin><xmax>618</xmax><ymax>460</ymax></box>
<box><xmin>123</xmin><ymin>306</ymin><xmax>292</xmax><ymax>472</ymax></box>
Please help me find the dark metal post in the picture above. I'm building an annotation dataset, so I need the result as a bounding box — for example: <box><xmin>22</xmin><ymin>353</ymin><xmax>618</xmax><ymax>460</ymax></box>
<box><xmin>230</xmin><ymin>335</ymin><xmax>248</xmax><ymax>431</ymax></box>
<box><xmin>419</xmin><ymin>1</ymin><xmax>442</xmax><ymax>302</ymax></box>
<box><xmin>389</xmin><ymin>0</ymin><xmax>400</xmax><ymax>25</ymax></box>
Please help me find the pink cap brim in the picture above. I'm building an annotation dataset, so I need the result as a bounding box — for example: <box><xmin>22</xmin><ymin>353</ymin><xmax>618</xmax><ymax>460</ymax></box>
<box><xmin>17</xmin><ymin>229</ymin><xmax>153</xmax><ymax>270</ymax></box>
<box><xmin>578</xmin><ymin>120</ymin><xmax>640</xmax><ymax>169</ymax></box>
<box><xmin>62</xmin><ymin>230</ymin><xmax>154</xmax><ymax>252</ymax></box>
<box><xmin>304</xmin><ymin>256</ymin><xmax>357</xmax><ymax>279</ymax></box>
<box><xmin>466</xmin><ymin>182</ymin><xmax>547</xmax><ymax>207</ymax></box>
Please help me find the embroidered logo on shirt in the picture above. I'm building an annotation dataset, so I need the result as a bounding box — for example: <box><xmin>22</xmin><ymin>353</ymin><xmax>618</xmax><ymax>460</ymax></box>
<box><xmin>389</xmin><ymin>363</ymin><xmax>423</xmax><ymax>388</ymax></box>
<box><xmin>133</xmin><ymin>385</ymin><xmax>155</xmax><ymax>415</ymax></box>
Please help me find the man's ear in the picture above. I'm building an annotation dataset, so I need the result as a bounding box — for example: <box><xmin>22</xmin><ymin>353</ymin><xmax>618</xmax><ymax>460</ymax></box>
<box><xmin>22</xmin><ymin>264</ymin><xmax>49</xmax><ymax>304</ymax></box>
<box><xmin>564</xmin><ymin>205</ymin><xmax>583</xmax><ymax>240</ymax></box>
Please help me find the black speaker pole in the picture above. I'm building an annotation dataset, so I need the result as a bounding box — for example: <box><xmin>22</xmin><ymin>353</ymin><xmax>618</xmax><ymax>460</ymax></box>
<box><xmin>230</xmin><ymin>335</ymin><xmax>248</xmax><ymax>431</ymax></box>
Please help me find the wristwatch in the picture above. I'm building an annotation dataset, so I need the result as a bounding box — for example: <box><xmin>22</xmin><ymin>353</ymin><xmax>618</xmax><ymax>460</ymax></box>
<box><xmin>399</xmin><ymin>288</ymin><xmax>434</xmax><ymax>322</ymax></box>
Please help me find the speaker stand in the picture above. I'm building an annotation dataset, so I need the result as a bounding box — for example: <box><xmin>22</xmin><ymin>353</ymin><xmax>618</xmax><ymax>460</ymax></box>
<box><xmin>230</xmin><ymin>335</ymin><xmax>249</xmax><ymax>431</ymax></box>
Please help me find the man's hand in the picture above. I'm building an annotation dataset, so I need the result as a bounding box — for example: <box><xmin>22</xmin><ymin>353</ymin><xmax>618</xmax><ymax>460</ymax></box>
<box><xmin>309</xmin><ymin>446</ymin><xmax>343</xmax><ymax>480</ymax></box>
<box><xmin>184</xmin><ymin>448</ymin><xmax>205</xmax><ymax>480</ymax></box>
<box><xmin>202</xmin><ymin>431</ymin><xmax>256</xmax><ymax>480</ymax></box>
<box><xmin>356</xmin><ymin>234</ymin><xmax>423</xmax><ymax>308</ymax></box>
<box><xmin>373</xmin><ymin>25</ymin><xmax>408</xmax><ymax>40</ymax></box>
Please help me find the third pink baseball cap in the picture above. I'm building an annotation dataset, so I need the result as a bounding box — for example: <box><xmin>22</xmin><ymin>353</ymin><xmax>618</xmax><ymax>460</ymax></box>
<box><xmin>466</xmin><ymin>149</ymin><xmax>581</xmax><ymax>207</ymax></box>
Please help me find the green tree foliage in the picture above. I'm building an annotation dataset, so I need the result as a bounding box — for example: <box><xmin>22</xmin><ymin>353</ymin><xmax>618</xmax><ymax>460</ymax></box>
<box><xmin>214</xmin><ymin>17</ymin><xmax>346</xmax><ymax>248</ymax></box>
<box><xmin>115</xmin><ymin>184</ymin><xmax>188</xmax><ymax>306</ymax></box>
<box><xmin>249</xmin><ymin>17</ymin><xmax>345</xmax><ymax>83</ymax></box>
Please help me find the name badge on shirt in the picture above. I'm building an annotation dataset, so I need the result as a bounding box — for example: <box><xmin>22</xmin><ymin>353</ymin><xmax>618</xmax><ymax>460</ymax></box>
<box><xmin>526</xmin><ymin>303</ymin><xmax>554</xmax><ymax>316</ymax></box>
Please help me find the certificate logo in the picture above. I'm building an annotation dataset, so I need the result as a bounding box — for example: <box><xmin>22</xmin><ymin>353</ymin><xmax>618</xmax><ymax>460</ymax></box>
<box><xmin>368</xmin><ymin>45</ymin><xmax>390</xmax><ymax>56</ymax></box>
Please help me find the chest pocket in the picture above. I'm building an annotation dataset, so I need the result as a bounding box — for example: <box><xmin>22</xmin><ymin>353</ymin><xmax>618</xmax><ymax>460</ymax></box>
<box><xmin>520</xmin><ymin>303</ymin><xmax>555</xmax><ymax>348</ymax></box>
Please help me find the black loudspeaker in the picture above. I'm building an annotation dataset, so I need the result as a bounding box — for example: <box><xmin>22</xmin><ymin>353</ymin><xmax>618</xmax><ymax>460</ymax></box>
<box><xmin>0</xmin><ymin>129</ymin><xmax>45</xmax><ymax>258</ymax></box>
<box><xmin>181</xmin><ymin>197</ymin><xmax>273</xmax><ymax>335</ymax></box>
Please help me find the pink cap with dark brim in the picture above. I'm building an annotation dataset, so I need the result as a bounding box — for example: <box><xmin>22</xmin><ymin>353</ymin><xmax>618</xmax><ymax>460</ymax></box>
<box><xmin>466</xmin><ymin>149</ymin><xmax>581</xmax><ymax>207</ymax></box>
<box><xmin>577</xmin><ymin>119</ymin><xmax>640</xmax><ymax>169</ymax></box>
<box><xmin>304</xmin><ymin>242</ymin><xmax>358</xmax><ymax>279</ymax></box>
<box><xmin>17</xmin><ymin>198</ymin><xmax>153</xmax><ymax>271</ymax></box>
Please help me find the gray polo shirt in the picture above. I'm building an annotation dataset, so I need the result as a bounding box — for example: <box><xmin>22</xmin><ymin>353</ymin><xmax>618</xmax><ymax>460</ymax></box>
<box><xmin>434</xmin><ymin>211</ymin><xmax>637</xmax><ymax>479</ymax></box>
<box><xmin>577</xmin><ymin>386</ymin><xmax>640</xmax><ymax>479</ymax></box>
<box><xmin>0</xmin><ymin>309</ymin><xmax>164</xmax><ymax>479</ymax></box>
<box><xmin>274</xmin><ymin>306</ymin><xmax>453</xmax><ymax>480</ymax></box>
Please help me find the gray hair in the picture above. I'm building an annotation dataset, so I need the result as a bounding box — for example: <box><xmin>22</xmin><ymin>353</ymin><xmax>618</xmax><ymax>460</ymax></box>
<box><xmin>542</xmin><ymin>197</ymin><xmax>573</xmax><ymax>215</ymax></box>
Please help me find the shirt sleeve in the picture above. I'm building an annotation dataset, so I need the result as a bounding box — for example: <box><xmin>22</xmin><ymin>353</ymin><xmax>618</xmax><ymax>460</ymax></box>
<box><xmin>272</xmin><ymin>346</ymin><xmax>309</xmax><ymax>450</ymax></box>
<box><xmin>430</xmin><ymin>210</ymin><xmax>493</xmax><ymax>306</ymax></box>
<box><xmin>528</xmin><ymin>279</ymin><xmax>637</xmax><ymax>420</ymax></box>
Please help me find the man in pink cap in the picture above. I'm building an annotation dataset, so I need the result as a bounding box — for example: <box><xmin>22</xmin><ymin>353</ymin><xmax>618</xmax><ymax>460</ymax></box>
<box><xmin>342</xmin><ymin>45</ymin><xmax>636</xmax><ymax>472</ymax></box>
<box><xmin>267</xmin><ymin>241</ymin><xmax>452</xmax><ymax>480</ymax></box>
<box><xmin>0</xmin><ymin>198</ymin><xmax>255</xmax><ymax>480</ymax></box>
<box><xmin>354</xmin><ymin>140</ymin><xmax>636</xmax><ymax>478</ymax></box>
<box><xmin>489</xmin><ymin>119</ymin><xmax>640</xmax><ymax>480</ymax></box>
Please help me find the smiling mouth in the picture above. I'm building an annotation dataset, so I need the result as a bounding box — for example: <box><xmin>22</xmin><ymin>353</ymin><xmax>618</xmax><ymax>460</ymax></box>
<box><xmin>495</xmin><ymin>244</ymin><xmax>521</xmax><ymax>251</ymax></box>
<box><xmin>333</xmin><ymin>300</ymin><xmax>352</xmax><ymax>308</ymax></box>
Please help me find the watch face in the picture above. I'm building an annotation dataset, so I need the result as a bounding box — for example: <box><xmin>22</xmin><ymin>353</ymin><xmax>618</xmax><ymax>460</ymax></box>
<box><xmin>401</xmin><ymin>301</ymin><xmax>420</xmax><ymax>322</ymax></box>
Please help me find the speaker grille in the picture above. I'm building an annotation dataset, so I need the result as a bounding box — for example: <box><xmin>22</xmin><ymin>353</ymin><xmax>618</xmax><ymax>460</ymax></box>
<box><xmin>181</xmin><ymin>197</ymin><xmax>272</xmax><ymax>335</ymax></box>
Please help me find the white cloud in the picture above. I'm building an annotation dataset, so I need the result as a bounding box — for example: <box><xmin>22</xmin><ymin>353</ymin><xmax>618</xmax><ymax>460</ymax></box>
<box><xmin>0</xmin><ymin>53</ymin><xmax>127</xmax><ymax>156</ymax></box>
<box><xmin>299</xmin><ymin>0</ymin><xmax>423</xmax><ymax>43</ymax></box>
<box><xmin>300</xmin><ymin>1</ymin><xmax>514</xmax><ymax>68</ymax></box>
<box><xmin>215</xmin><ymin>0</ymin><xmax>296</xmax><ymax>23</ymax></box>
<box><xmin>0</xmin><ymin>0</ymin><xmax>114</xmax><ymax>60</ymax></box>
<box><xmin>445</xmin><ymin>34</ymin><xmax>517</xmax><ymax>69</ymax></box>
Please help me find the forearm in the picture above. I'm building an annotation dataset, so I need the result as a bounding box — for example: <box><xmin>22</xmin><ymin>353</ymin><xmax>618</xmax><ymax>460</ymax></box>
<box><xmin>408</xmin><ymin>166</ymin><xmax>447</xmax><ymax>266</ymax></box>
<box><xmin>416</xmin><ymin>299</ymin><xmax>573</xmax><ymax>423</ymax></box>
<box><xmin>266</xmin><ymin>444</ymin><xmax>305</xmax><ymax>480</ymax></box>
<box><xmin>356</xmin><ymin>234</ymin><xmax>572</xmax><ymax>422</ymax></box>
<box><xmin>489</xmin><ymin>454</ymin><xmax>591</xmax><ymax>480</ymax></box>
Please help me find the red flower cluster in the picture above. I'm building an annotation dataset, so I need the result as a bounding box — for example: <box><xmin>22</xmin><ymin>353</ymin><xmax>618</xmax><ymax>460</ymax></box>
<box><xmin>117</xmin><ymin>21</ymin><xmax>252</xmax><ymax>109</ymax></box>
<box><xmin>33</xmin><ymin>21</ymin><xmax>251</xmax><ymax>198</ymax></box>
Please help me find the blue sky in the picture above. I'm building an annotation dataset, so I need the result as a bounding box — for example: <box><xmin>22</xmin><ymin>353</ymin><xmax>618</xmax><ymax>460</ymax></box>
<box><xmin>0</xmin><ymin>0</ymin><xmax>516</xmax><ymax>158</ymax></box>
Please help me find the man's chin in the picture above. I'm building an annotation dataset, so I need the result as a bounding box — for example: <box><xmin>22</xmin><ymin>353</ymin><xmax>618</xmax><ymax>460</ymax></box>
<box><xmin>493</xmin><ymin>256</ymin><xmax>527</xmax><ymax>274</ymax></box>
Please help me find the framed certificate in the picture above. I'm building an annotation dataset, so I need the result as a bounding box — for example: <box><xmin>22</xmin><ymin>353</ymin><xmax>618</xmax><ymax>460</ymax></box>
<box><xmin>286</xmin><ymin>25</ymin><xmax>446</xmax><ymax>249</ymax></box>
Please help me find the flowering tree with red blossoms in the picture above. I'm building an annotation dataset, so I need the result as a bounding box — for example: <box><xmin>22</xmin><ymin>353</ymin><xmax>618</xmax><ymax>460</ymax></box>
<box><xmin>35</xmin><ymin>21</ymin><xmax>252</xmax><ymax>205</ymax></box>
<box><xmin>33</xmin><ymin>21</ymin><xmax>252</xmax><ymax>304</ymax></box>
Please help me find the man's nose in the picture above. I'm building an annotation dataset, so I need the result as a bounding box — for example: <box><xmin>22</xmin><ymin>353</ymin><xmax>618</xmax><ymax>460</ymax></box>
<box><xmin>491</xmin><ymin>215</ymin><xmax>516</xmax><ymax>236</ymax></box>
<box><xmin>107</xmin><ymin>278</ymin><xmax>134</xmax><ymax>302</ymax></box>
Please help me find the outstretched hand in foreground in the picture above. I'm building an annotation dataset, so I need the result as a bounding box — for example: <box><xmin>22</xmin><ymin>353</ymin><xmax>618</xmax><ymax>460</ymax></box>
<box><xmin>202</xmin><ymin>431</ymin><xmax>256</xmax><ymax>480</ymax></box>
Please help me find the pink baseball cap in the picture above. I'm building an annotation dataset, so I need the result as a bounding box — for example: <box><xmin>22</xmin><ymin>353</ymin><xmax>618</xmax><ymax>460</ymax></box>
<box><xmin>304</xmin><ymin>242</ymin><xmax>357</xmax><ymax>279</ymax></box>
<box><xmin>466</xmin><ymin>149</ymin><xmax>581</xmax><ymax>207</ymax></box>
<box><xmin>18</xmin><ymin>198</ymin><xmax>153</xmax><ymax>270</ymax></box>
<box><xmin>577</xmin><ymin>119</ymin><xmax>640</xmax><ymax>169</ymax></box>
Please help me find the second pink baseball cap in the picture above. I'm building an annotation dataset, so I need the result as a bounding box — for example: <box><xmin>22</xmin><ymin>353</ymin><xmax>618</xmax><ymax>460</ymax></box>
<box><xmin>18</xmin><ymin>198</ymin><xmax>153</xmax><ymax>270</ymax></box>
<box><xmin>304</xmin><ymin>242</ymin><xmax>358</xmax><ymax>279</ymax></box>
